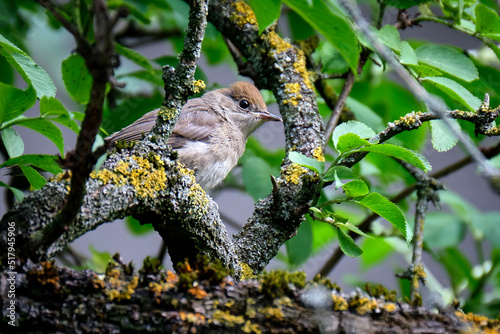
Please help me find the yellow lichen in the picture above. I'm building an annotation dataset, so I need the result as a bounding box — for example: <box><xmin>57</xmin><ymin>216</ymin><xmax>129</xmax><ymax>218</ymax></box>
<box><xmin>106</xmin><ymin>275</ymin><xmax>138</xmax><ymax>301</ymax></box>
<box><xmin>240</xmin><ymin>262</ymin><xmax>256</xmax><ymax>280</ymax></box>
<box><xmin>210</xmin><ymin>310</ymin><xmax>245</xmax><ymax>327</ymax></box>
<box><xmin>313</xmin><ymin>147</ymin><xmax>325</xmax><ymax>162</ymax></box>
<box><xmin>188</xmin><ymin>183</ymin><xmax>209</xmax><ymax>212</ymax></box>
<box><xmin>91</xmin><ymin>155</ymin><xmax>167</xmax><ymax>199</ymax></box>
<box><xmin>180</xmin><ymin>312</ymin><xmax>206</xmax><ymax>325</ymax></box>
<box><xmin>332</xmin><ymin>294</ymin><xmax>348</xmax><ymax>311</ymax></box>
<box><xmin>349</xmin><ymin>296</ymin><xmax>378</xmax><ymax>315</ymax></box>
<box><xmin>192</xmin><ymin>79</ymin><xmax>206</xmax><ymax>94</ymax></box>
<box><xmin>283</xmin><ymin>83</ymin><xmax>303</xmax><ymax>106</ymax></box>
<box><xmin>456</xmin><ymin>311</ymin><xmax>500</xmax><ymax>334</ymax></box>
<box><xmin>159</xmin><ymin>106</ymin><xmax>179</xmax><ymax>122</ymax></box>
<box><xmin>266</xmin><ymin>30</ymin><xmax>292</xmax><ymax>54</ymax></box>
<box><xmin>242</xmin><ymin>320</ymin><xmax>262</xmax><ymax>334</ymax></box>
<box><xmin>282</xmin><ymin>163</ymin><xmax>308</xmax><ymax>185</ymax></box>
<box><xmin>382</xmin><ymin>303</ymin><xmax>397</xmax><ymax>312</ymax></box>
<box><xmin>230</xmin><ymin>0</ymin><xmax>257</xmax><ymax>27</ymax></box>
<box><xmin>293</xmin><ymin>49</ymin><xmax>314</xmax><ymax>90</ymax></box>
<box><xmin>257</xmin><ymin>306</ymin><xmax>284</xmax><ymax>320</ymax></box>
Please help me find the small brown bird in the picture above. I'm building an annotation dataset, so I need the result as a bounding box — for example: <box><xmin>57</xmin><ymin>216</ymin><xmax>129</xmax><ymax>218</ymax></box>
<box><xmin>107</xmin><ymin>82</ymin><xmax>282</xmax><ymax>190</ymax></box>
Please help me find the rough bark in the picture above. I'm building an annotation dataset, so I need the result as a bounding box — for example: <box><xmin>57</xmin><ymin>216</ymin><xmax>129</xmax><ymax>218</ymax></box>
<box><xmin>2</xmin><ymin>261</ymin><xmax>494</xmax><ymax>334</ymax></box>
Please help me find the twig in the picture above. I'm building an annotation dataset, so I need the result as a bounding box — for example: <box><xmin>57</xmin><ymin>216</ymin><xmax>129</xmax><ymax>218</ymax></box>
<box><xmin>397</xmin><ymin>161</ymin><xmax>444</xmax><ymax>304</ymax></box>
<box><xmin>338</xmin><ymin>0</ymin><xmax>500</xmax><ymax>192</ymax></box>
<box><xmin>34</xmin><ymin>0</ymin><xmax>115</xmax><ymax>253</ymax></box>
<box><xmin>324</xmin><ymin>71</ymin><xmax>356</xmax><ymax>142</ymax></box>
<box><xmin>317</xmin><ymin>141</ymin><xmax>500</xmax><ymax>277</ymax></box>
<box><xmin>224</xmin><ymin>37</ymin><xmax>258</xmax><ymax>80</ymax></box>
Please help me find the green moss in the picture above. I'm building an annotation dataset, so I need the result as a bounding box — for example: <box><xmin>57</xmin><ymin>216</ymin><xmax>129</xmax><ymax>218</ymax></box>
<box><xmin>259</xmin><ymin>270</ymin><xmax>306</xmax><ymax>298</ymax></box>
<box><xmin>176</xmin><ymin>254</ymin><xmax>232</xmax><ymax>289</ymax></box>
<box><xmin>363</xmin><ymin>283</ymin><xmax>396</xmax><ymax>302</ymax></box>
<box><xmin>312</xmin><ymin>274</ymin><xmax>341</xmax><ymax>292</ymax></box>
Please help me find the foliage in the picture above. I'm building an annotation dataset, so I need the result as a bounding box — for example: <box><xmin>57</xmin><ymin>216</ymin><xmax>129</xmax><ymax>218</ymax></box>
<box><xmin>1</xmin><ymin>0</ymin><xmax>499</xmax><ymax>318</ymax></box>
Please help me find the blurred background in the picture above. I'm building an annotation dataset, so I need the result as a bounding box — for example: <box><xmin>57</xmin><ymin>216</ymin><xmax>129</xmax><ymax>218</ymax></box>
<box><xmin>1</xmin><ymin>0</ymin><xmax>499</xmax><ymax>316</ymax></box>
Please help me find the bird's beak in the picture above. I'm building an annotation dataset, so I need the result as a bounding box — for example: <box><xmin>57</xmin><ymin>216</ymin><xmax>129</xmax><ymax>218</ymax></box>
<box><xmin>254</xmin><ymin>109</ymin><xmax>282</xmax><ymax>122</ymax></box>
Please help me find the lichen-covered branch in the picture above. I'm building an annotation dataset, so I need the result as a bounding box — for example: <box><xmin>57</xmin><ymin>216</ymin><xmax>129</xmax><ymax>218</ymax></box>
<box><xmin>206</xmin><ymin>0</ymin><xmax>325</xmax><ymax>274</ymax></box>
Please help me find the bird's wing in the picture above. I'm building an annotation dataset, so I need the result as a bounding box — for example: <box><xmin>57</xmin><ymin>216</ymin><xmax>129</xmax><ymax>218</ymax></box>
<box><xmin>107</xmin><ymin>109</ymin><xmax>158</xmax><ymax>143</ymax></box>
<box><xmin>167</xmin><ymin>102</ymin><xmax>223</xmax><ymax>149</ymax></box>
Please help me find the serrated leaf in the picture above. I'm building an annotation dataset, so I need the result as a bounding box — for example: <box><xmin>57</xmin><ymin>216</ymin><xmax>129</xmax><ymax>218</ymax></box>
<box><xmin>0</xmin><ymin>154</ymin><xmax>63</xmax><ymax>174</ymax></box>
<box><xmin>288</xmin><ymin>151</ymin><xmax>325</xmax><ymax>174</ymax></box>
<box><xmin>354</xmin><ymin>143</ymin><xmax>431</xmax><ymax>172</ymax></box>
<box><xmin>242</xmin><ymin>154</ymin><xmax>274</xmax><ymax>201</ymax></box>
<box><xmin>332</xmin><ymin>121</ymin><xmax>376</xmax><ymax>149</ymax></box>
<box><xmin>0</xmin><ymin>181</ymin><xmax>24</xmax><ymax>202</ymax></box>
<box><xmin>2</xmin><ymin>127</ymin><xmax>24</xmax><ymax>157</ymax></box>
<box><xmin>475</xmin><ymin>4</ymin><xmax>500</xmax><ymax>42</ymax></box>
<box><xmin>0</xmin><ymin>33</ymin><xmax>56</xmax><ymax>99</ymax></box>
<box><xmin>40</xmin><ymin>97</ymin><xmax>80</xmax><ymax>133</ymax></box>
<box><xmin>62</xmin><ymin>54</ymin><xmax>92</xmax><ymax>104</ymax></box>
<box><xmin>0</xmin><ymin>82</ymin><xmax>36</xmax><ymax>124</ymax></box>
<box><xmin>422</xmin><ymin>76</ymin><xmax>481</xmax><ymax>111</ymax></box>
<box><xmin>337</xmin><ymin>227</ymin><xmax>363</xmax><ymax>257</ymax></box>
<box><xmin>342</xmin><ymin>179</ymin><xmax>369</xmax><ymax>197</ymax></box>
<box><xmin>247</xmin><ymin>0</ymin><xmax>281</xmax><ymax>34</ymax></box>
<box><xmin>334</xmin><ymin>171</ymin><xmax>344</xmax><ymax>190</ymax></box>
<box><xmin>115</xmin><ymin>43</ymin><xmax>155</xmax><ymax>74</ymax></box>
<box><xmin>17</xmin><ymin>118</ymin><xmax>64</xmax><ymax>155</ymax></box>
<box><xmin>337</xmin><ymin>133</ymin><xmax>371</xmax><ymax>153</ymax></box>
<box><xmin>19</xmin><ymin>164</ymin><xmax>46</xmax><ymax>190</ymax></box>
<box><xmin>358</xmin><ymin>192</ymin><xmax>412</xmax><ymax>243</ymax></box>
<box><xmin>429</xmin><ymin>119</ymin><xmax>459</xmax><ymax>152</ymax></box>
<box><xmin>407</xmin><ymin>64</ymin><xmax>442</xmax><ymax>77</ymax></box>
<box><xmin>338</xmin><ymin>221</ymin><xmax>373</xmax><ymax>239</ymax></box>
<box><xmin>415</xmin><ymin>44</ymin><xmax>478</xmax><ymax>82</ymax></box>
<box><xmin>400</xmin><ymin>41</ymin><xmax>418</xmax><ymax>65</ymax></box>
<box><xmin>282</xmin><ymin>0</ymin><xmax>359</xmax><ymax>74</ymax></box>
<box><xmin>378</xmin><ymin>25</ymin><xmax>401</xmax><ymax>52</ymax></box>
<box><xmin>323</xmin><ymin>165</ymin><xmax>357</xmax><ymax>182</ymax></box>
<box><xmin>313</xmin><ymin>40</ymin><xmax>349</xmax><ymax>74</ymax></box>
<box><xmin>288</xmin><ymin>9</ymin><xmax>315</xmax><ymax>40</ymax></box>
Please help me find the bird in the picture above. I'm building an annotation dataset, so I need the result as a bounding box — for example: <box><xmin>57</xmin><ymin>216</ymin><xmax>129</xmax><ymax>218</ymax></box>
<box><xmin>106</xmin><ymin>81</ymin><xmax>282</xmax><ymax>190</ymax></box>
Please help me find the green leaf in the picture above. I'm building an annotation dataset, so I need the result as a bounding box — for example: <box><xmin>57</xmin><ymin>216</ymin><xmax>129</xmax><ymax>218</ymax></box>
<box><xmin>242</xmin><ymin>154</ymin><xmax>274</xmax><ymax>201</ymax></box>
<box><xmin>337</xmin><ymin>227</ymin><xmax>363</xmax><ymax>257</ymax></box>
<box><xmin>378</xmin><ymin>25</ymin><xmax>401</xmax><ymax>52</ymax></box>
<box><xmin>338</xmin><ymin>221</ymin><xmax>373</xmax><ymax>239</ymax></box>
<box><xmin>247</xmin><ymin>0</ymin><xmax>281</xmax><ymax>34</ymax></box>
<box><xmin>17</xmin><ymin>118</ymin><xmax>64</xmax><ymax>155</ymax></box>
<box><xmin>0</xmin><ymin>33</ymin><xmax>56</xmax><ymax>99</ymax></box>
<box><xmin>429</xmin><ymin>119</ymin><xmax>459</xmax><ymax>152</ymax></box>
<box><xmin>282</xmin><ymin>0</ymin><xmax>359</xmax><ymax>74</ymax></box>
<box><xmin>407</xmin><ymin>64</ymin><xmax>442</xmax><ymax>77</ymax></box>
<box><xmin>424</xmin><ymin>212</ymin><xmax>465</xmax><ymax>249</ymax></box>
<box><xmin>125</xmin><ymin>216</ymin><xmax>154</xmax><ymax>235</ymax></box>
<box><xmin>358</xmin><ymin>192</ymin><xmax>412</xmax><ymax>243</ymax></box>
<box><xmin>288</xmin><ymin>151</ymin><xmax>325</xmax><ymax>174</ymax></box>
<box><xmin>2</xmin><ymin>127</ymin><xmax>24</xmax><ymax>157</ymax></box>
<box><xmin>472</xmin><ymin>212</ymin><xmax>500</xmax><ymax>247</ymax></box>
<box><xmin>62</xmin><ymin>54</ymin><xmax>92</xmax><ymax>104</ymax></box>
<box><xmin>361</xmin><ymin>237</ymin><xmax>393</xmax><ymax>269</ymax></box>
<box><xmin>286</xmin><ymin>219</ymin><xmax>313</xmax><ymax>267</ymax></box>
<box><xmin>115</xmin><ymin>43</ymin><xmax>155</xmax><ymax>74</ymax></box>
<box><xmin>107</xmin><ymin>0</ymin><xmax>150</xmax><ymax>24</ymax></box>
<box><xmin>323</xmin><ymin>165</ymin><xmax>357</xmax><ymax>182</ymax></box>
<box><xmin>400</xmin><ymin>41</ymin><xmax>418</xmax><ymax>65</ymax></box>
<box><xmin>311</xmin><ymin>218</ymin><xmax>336</xmax><ymax>251</ymax></box>
<box><xmin>288</xmin><ymin>10</ymin><xmax>315</xmax><ymax>40</ymax></box>
<box><xmin>422</xmin><ymin>76</ymin><xmax>482</xmax><ymax>111</ymax></box>
<box><xmin>313</xmin><ymin>40</ymin><xmax>349</xmax><ymax>74</ymax></box>
<box><xmin>354</xmin><ymin>143</ymin><xmax>431</xmax><ymax>172</ymax></box>
<box><xmin>86</xmin><ymin>245</ymin><xmax>112</xmax><ymax>273</ymax></box>
<box><xmin>345</xmin><ymin>97</ymin><xmax>385</xmax><ymax>132</ymax></box>
<box><xmin>475</xmin><ymin>4</ymin><xmax>500</xmax><ymax>42</ymax></box>
<box><xmin>40</xmin><ymin>97</ymin><xmax>80</xmax><ymax>133</ymax></box>
<box><xmin>0</xmin><ymin>53</ymin><xmax>14</xmax><ymax>85</ymax></box>
<box><xmin>332</xmin><ymin>121</ymin><xmax>376</xmax><ymax>149</ymax></box>
<box><xmin>0</xmin><ymin>82</ymin><xmax>36</xmax><ymax>124</ymax></box>
<box><xmin>336</xmin><ymin>133</ymin><xmax>371</xmax><ymax>153</ymax></box>
<box><xmin>19</xmin><ymin>164</ymin><xmax>46</xmax><ymax>190</ymax></box>
<box><xmin>0</xmin><ymin>181</ymin><xmax>24</xmax><ymax>202</ymax></box>
<box><xmin>342</xmin><ymin>179</ymin><xmax>369</xmax><ymax>197</ymax></box>
<box><xmin>386</xmin><ymin>0</ymin><xmax>430</xmax><ymax>9</ymax></box>
<box><xmin>0</xmin><ymin>154</ymin><xmax>63</xmax><ymax>174</ymax></box>
<box><xmin>415</xmin><ymin>44</ymin><xmax>478</xmax><ymax>82</ymax></box>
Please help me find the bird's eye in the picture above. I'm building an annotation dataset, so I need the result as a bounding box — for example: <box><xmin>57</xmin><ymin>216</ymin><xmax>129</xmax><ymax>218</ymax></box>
<box><xmin>239</xmin><ymin>99</ymin><xmax>250</xmax><ymax>109</ymax></box>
